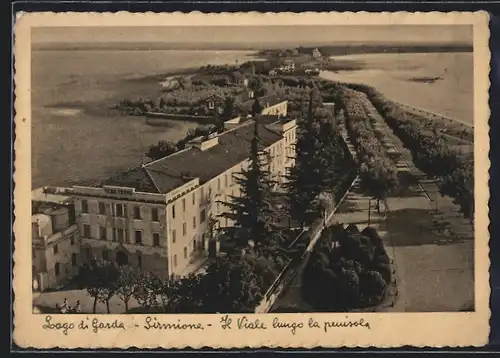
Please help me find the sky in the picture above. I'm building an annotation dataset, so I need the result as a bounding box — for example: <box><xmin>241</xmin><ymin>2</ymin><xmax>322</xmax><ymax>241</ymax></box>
<box><xmin>32</xmin><ymin>25</ymin><xmax>473</xmax><ymax>46</ymax></box>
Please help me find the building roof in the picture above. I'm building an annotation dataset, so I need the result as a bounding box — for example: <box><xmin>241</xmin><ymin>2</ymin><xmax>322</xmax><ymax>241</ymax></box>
<box><xmin>31</xmin><ymin>187</ymin><xmax>72</xmax><ymax>205</ymax></box>
<box><xmin>99</xmin><ymin>119</ymin><xmax>287</xmax><ymax>194</ymax></box>
<box><xmin>204</xmin><ymin>93</ymin><xmax>227</xmax><ymax>102</ymax></box>
<box><xmin>237</xmin><ymin>94</ymin><xmax>285</xmax><ymax>113</ymax></box>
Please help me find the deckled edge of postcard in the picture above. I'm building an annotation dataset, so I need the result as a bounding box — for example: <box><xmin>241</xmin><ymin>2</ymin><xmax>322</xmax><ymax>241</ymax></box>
<box><xmin>12</xmin><ymin>11</ymin><xmax>491</xmax><ymax>349</ymax></box>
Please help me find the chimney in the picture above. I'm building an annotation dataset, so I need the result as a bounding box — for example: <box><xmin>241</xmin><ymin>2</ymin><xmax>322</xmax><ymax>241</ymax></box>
<box><xmin>187</xmin><ymin>133</ymin><xmax>219</xmax><ymax>151</ymax></box>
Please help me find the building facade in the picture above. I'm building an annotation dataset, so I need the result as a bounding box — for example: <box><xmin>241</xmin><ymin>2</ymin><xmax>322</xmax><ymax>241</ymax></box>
<box><xmin>43</xmin><ymin>116</ymin><xmax>297</xmax><ymax>279</ymax></box>
<box><xmin>32</xmin><ymin>189</ymin><xmax>81</xmax><ymax>292</ymax></box>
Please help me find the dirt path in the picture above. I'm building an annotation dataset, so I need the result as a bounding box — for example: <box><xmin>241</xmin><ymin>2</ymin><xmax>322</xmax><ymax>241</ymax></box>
<box><xmin>367</xmin><ymin>101</ymin><xmax>474</xmax><ymax>312</ymax></box>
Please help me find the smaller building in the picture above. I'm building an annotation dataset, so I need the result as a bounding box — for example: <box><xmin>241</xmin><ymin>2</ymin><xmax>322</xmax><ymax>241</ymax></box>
<box><xmin>283</xmin><ymin>59</ymin><xmax>296</xmax><ymax>72</ymax></box>
<box><xmin>258</xmin><ymin>94</ymin><xmax>288</xmax><ymax>117</ymax></box>
<box><xmin>235</xmin><ymin>76</ymin><xmax>249</xmax><ymax>87</ymax></box>
<box><xmin>31</xmin><ymin>188</ymin><xmax>80</xmax><ymax>292</ymax></box>
<box><xmin>235</xmin><ymin>94</ymin><xmax>288</xmax><ymax>118</ymax></box>
<box><xmin>202</xmin><ymin>93</ymin><xmax>227</xmax><ymax>116</ymax></box>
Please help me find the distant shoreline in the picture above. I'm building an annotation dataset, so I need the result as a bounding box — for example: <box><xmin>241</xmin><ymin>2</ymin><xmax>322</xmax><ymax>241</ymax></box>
<box><xmin>32</xmin><ymin>42</ymin><xmax>473</xmax><ymax>53</ymax></box>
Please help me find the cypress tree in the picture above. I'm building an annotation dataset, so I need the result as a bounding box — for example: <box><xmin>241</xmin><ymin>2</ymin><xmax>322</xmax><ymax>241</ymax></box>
<box><xmin>219</xmin><ymin>117</ymin><xmax>279</xmax><ymax>251</ymax></box>
<box><xmin>283</xmin><ymin>91</ymin><xmax>324</xmax><ymax>227</ymax></box>
<box><xmin>252</xmin><ymin>97</ymin><xmax>263</xmax><ymax>116</ymax></box>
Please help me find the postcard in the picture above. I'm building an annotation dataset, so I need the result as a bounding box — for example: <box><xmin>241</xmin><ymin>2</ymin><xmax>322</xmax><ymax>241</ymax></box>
<box><xmin>13</xmin><ymin>11</ymin><xmax>490</xmax><ymax>349</ymax></box>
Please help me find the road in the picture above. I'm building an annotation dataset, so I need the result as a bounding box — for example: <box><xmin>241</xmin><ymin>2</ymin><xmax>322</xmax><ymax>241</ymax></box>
<box><xmin>273</xmin><ymin>98</ymin><xmax>474</xmax><ymax>312</ymax></box>
<box><xmin>366</xmin><ymin>101</ymin><xmax>474</xmax><ymax>312</ymax></box>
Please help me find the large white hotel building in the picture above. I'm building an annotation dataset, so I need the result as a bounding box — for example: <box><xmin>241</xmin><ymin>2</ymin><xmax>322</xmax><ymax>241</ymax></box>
<box><xmin>38</xmin><ymin>104</ymin><xmax>297</xmax><ymax>286</ymax></box>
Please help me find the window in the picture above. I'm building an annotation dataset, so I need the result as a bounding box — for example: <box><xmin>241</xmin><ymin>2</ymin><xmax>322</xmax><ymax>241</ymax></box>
<box><xmin>81</xmin><ymin>200</ymin><xmax>88</xmax><ymax>213</ymax></box>
<box><xmin>117</xmin><ymin>228</ymin><xmax>124</xmax><ymax>242</ymax></box>
<box><xmin>137</xmin><ymin>254</ymin><xmax>142</xmax><ymax>270</ymax></box>
<box><xmin>182</xmin><ymin>222</ymin><xmax>187</xmax><ymax>236</ymax></box>
<box><xmin>135</xmin><ymin>231</ymin><xmax>142</xmax><ymax>245</ymax></box>
<box><xmin>54</xmin><ymin>262</ymin><xmax>60</xmax><ymax>276</ymax></box>
<box><xmin>172</xmin><ymin>229</ymin><xmax>176</xmax><ymax>244</ymax></box>
<box><xmin>100</xmin><ymin>226</ymin><xmax>107</xmax><ymax>240</ymax></box>
<box><xmin>133</xmin><ymin>206</ymin><xmax>141</xmax><ymax>219</ymax></box>
<box><xmin>184</xmin><ymin>247</ymin><xmax>188</xmax><ymax>259</ymax></box>
<box><xmin>151</xmin><ymin>208</ymin><xmax>159</xmax><ymax>222</ymax></box>
<box><xmin>172</xmin><ymin>205</ymin><xmax>176</xmax><ymax>219</ymax></box>
<box><xmin>192</xmin><ymin>216</ymin><xmax>196</xmax><ymax>229</ymax></box>
<box><xmin>71</xmin><ymin>253</ymin><xmax>77</xmax><ymax>266</ymax></box>
<box><xmin>83</xmin><ymin>224</ymin><xmax>91</xmax><ymax>238</ymax></box>
<box><xmin>53</xmin><ymin>244</ymin><xmax>58</xmax><ymax>255</ymax></box>
<box><xmin>225</xmin><ymin>174</ymin><xmax>228</xmax><ymax>187</ymax></box>
<box><xmin>208</xmin><ymin>186</ymin><xmax>212</xmax><ymax>197</ymax></box>
<box><xmin>153</xmin><ymin>233</ymin><xmax>160</xmax><ymax>247</ymax></box>
<box><xmin>173</xmin><ymin>255</ymin><xmax>178</xmax><ymax>267</ymax></box>
<box><xmin>112</xmin><ymin>228</ymin><xmax>117</xmax><ymax>242</ymax></box>
<box><xmin>193</xmin><ymin>239</ymin><xmax>197</xmax><ymax>251</ymax></box>
<box><xmin>217</xmin><ymin>178</ymin><xmax>221</xmax><ymax>191</ymax></box>
<box><xmin>192</xmin><ymin>193</ymin><xmax>195</xmax><ymax>205</ymax></box>
<box><xmin>208</xmin><ymin>101</ymin><xmax>215</xmax><ymax>109</ymax></box>
<box><xmin>116</xmin><ymin>204</ymin><xmax>125</xmax><ymax>217</ymax></box>
<box><xmin>182</xmin><ymin>198</ymin><xmax>186</xmax><ymax>212</ymax></box>
<box><xmin>200</xmin><ymin>209</ymin><xmax>206</xmax><ymax>224</ymax></box>
<box><xmin>98</xmin><ymin>202</ymin><xmax>106</xmax><ymax>215</ymax></box>
<box><xmin>102</xmin><ymin>249</ymin><xmax>109</xmax><ymax>261</ymax></box>
<box><xmin>70</xmin><ymin>235</ymin><xmax>75</xmax><ymax>245</ymax></box>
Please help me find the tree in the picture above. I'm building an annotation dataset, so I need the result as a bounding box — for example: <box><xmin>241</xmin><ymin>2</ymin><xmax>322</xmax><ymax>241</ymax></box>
<box><xmin>360</xmin><ymin>157</ymin><xmax>399</xmax><ymax>212</ymax></box>
<box><xmin>283</xmin><ymin>91</ymin><xmax>324</xmax><ymax>227</ymax></box>
<box><xmin>75</xmin><ymin>261</ymin><xmax>103</xmax><ymax>314</ymax></box>
<box><xmin>199</xmin><ymin>256</ymin><xmax>263</xmax><ymax>313</ymax></box>
<box><xmin>315</xmin><ymin>118</ymin><xmax>353</xmax><ymax>193</ymax></box>
<box><xmin>164</xmin><ymin>273</ymin><xmax>205</xmax><ymax>313</ymax></box>
<box><xmin>98</xmin><ymin>263</ymin><xmax>121</xmax><ymax>313</ymax></box>
<box><xmin>219</xmin><ymin>118</ymin><xmax>279</xmax><ymax>250</ymax></box>
<box><xmin>115</xmin><ymin>265</ymin><xmax>141</xmax><ymax>312</ymax></box>
<box><xmin>75</xmin><ymin>260</ymin><xmax>118</xmax><ymax>313</ymax></box>
<box><xmin>223</xmin><ymin>96</ymin><xmax>235</xmax><ymax>120</ymax></box>
<box><xmin>252</xmin><ymin>97</ymin><xmax>263</xmax><ymax>116</ymax></box>
<box><xmin>133</xmin><ymin>272</ymin><xmax>166</xmax><ymax>312</ymax></box>
<box><xmin>147</xmin><ymin>140</ymin><xmax>177</xmax><ymax>161</ymax></box>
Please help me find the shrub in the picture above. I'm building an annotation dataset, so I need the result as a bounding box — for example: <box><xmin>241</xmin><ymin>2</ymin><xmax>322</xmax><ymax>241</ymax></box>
<box><xmin>359</xmin><ymin>270</ymin><xmax>387</xmax><ymax>304</ymax></box>
<box><xmin>302</xmin><ymin>225</ymin><xmax>391</xmax><ymax>311</ymax></box>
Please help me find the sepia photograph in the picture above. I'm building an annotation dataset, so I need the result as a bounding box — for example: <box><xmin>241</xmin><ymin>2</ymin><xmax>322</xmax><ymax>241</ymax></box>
<box><xmin>13</xmin><ymin>11</ymin><xmax>490</xmax><ymax>349</ymax></box>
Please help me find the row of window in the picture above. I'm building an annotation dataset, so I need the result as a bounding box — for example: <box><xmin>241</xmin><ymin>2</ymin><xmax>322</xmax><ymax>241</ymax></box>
<box><xmin>285</xmin><ymin>130</ymin><xmax>296</xmax><ymax>144</ymax></box>
<box><xmin>81</xmin><ymin>243</ymin><xmax>194</xmax><ymax>272</ymax></box>
<box><xmin>171</xmin><ymin>174</ymin><xmax>236</xmax><ymax>219</ymax></box>
<box><xmin>80</xmin><ymin>200</ymin><xmax>160</xmax><ymax>221</ymax></box>
<box><xmin>82</xmin><ymin>224</ymin><xmax>162</xmax><ymax>247</ymax></box>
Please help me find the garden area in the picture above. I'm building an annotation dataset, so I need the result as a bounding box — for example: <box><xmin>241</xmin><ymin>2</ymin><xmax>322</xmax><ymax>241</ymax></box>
<box><xmin>335</xmin><ymin>85</ymin><xmax>400</xmax><ymax>212</ymax></box>
<box><xmin>301</xmin><ymin>224</ymin><xmax>392</xmax><ymax>311</ymax></box>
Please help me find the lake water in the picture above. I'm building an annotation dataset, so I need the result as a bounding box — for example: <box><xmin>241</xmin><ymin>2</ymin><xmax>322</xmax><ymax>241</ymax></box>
<box><xmin>321</xmin><ymin>52</ymin><xmax>473</xmax><ymax>124</ymax></box>
<box><xmin>32</xmin><ymin>50</ymin><xmax>472</xmax><ymax>189</ymax></box>
<box><xmin>31</xmin><ymin>49</ymin><xmax>257</xmax><ymax>189</ymax></box>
